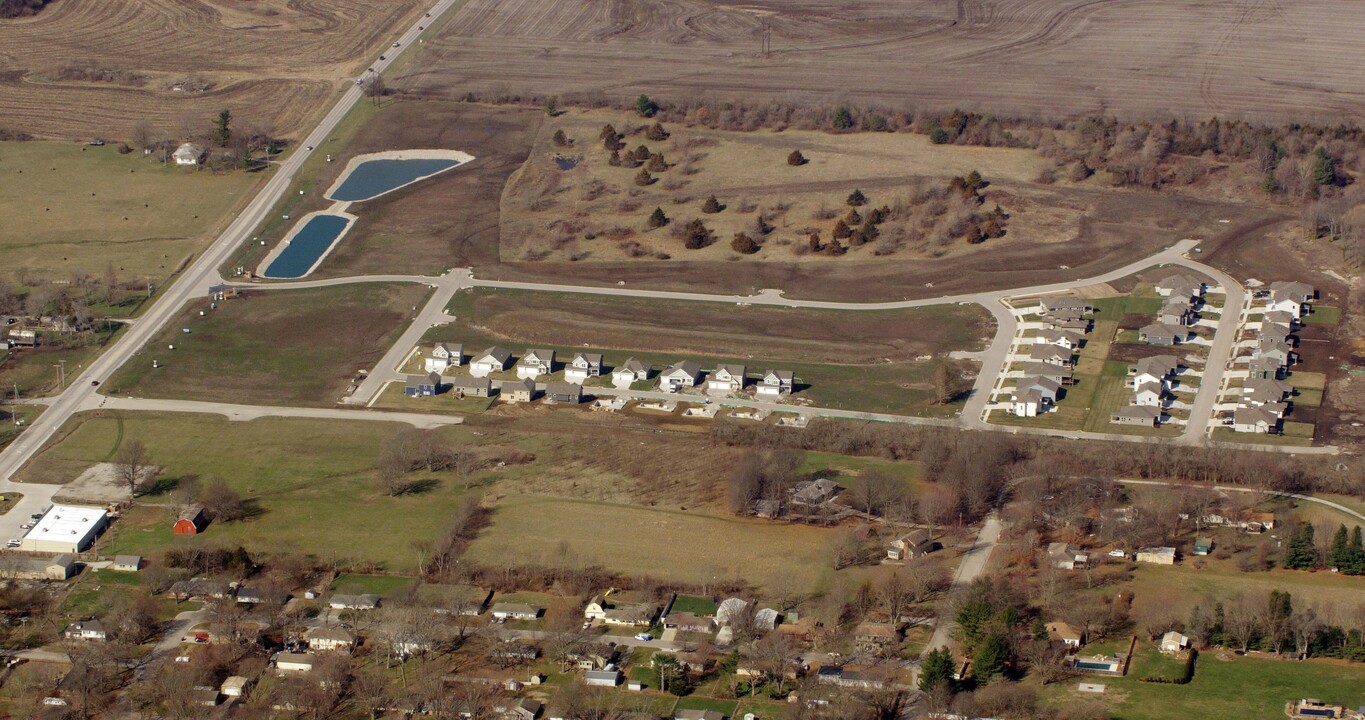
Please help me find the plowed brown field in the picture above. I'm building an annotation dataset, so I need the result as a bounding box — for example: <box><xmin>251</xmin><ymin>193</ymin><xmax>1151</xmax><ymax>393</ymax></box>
<box><xmin>400</xmin><ymin>0</ymin><xmax>1365</xmax><ymax>123</ymax></box>
<box><xmin>0</xmin><ymin>0</ymin><xmax>422</xmax><ymax>140</ymax></box>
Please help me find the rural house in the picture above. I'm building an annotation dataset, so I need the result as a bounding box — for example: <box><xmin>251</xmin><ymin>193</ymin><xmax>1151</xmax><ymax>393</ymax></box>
<box><xmin>886</xmin><ymin>530</ymin><xmax>934</xmax><ymax>561</ymax></box>
<box><xmin>173</xmin><ymin>505</ymin><xmax>207</xmax><ymax>535</ymax></box>
<box><xmin>659</xmin><ymin>361</ymin><xmax>701</xmax><ymax>392</ymax></box>
<box><xmin>329</xmin><ymin>594</ymin><xmax>380</xmax><ymax>610</ymax></box>
<box><xmin>757</xmin><ymin>369</ymin><xmax>795</xmax><ymax>397</ymax></box>
<box><xmin>854</xmin><ymin>622</ymin><xmax>903</xmax><ymax>650</ymax></box>
<box><xmin>1047</xmin><ymin>542</ymin><xmax>1089</xmax><ymax>570</ymax></box>
<box><xmin>708</xmin><ymin>364</ymin><xmax>747</xmax><ymax>393</ymax></box>
<box><xmin>110</xmin><ymin>555</ymin><xmax>140</xmax><ymax>572</ymax></box>
<box><xmin>792</xmin><ymin>478</ymin><xmax>840</xmax><ymax>505</ymax></box>
<box><xmin>611</xmin><ymin>357</ymin><xmax>650</xmax><ymax>387</ymax></box>
<box><xmin>304</xmin><ymin>626</ymin><xmax>356</xmax><ymax>652</ymax></box>
<box><xmin>469</xmin><ymin>347</ymin><xmax>513</xmax><ymax>377</ymax></box>
<box><xmin>564</xmin><ymin>353</ymin><xmax>603</xmax><ymax>384</ymax></box>
<box><xmin>517</xmin><ymin>349</ymin><xmax>555</xmax><ymax>379</ymax></box>
<box><xmin>173</xmin><ymin>142</ymin><xmax>205</xmax><ymax>166</ymax></box>
<box><xmin>425</xmin><ymin>342</ymin><xmax>463</xmax><ymax>373</ymax></box>
<box><xmin>64</xmin><ymin>620</ymin><xmax>108</xmax><ymax>642</ymax></box>
<box><xmin>1046</xmin><ymin>621</ymin><xmax>1085</xmax><ymax>648</ymax></box>
<box><xmin>545</xmin><ymin>382</ymin><xmax>583</xmax><ymax>404</ymax></box>
<box><xmin>501</xmin><ymin>378</ymin><xmax>536</xmax><ymax>403</ymax></box>
<box><xmin>404</xmin><ymin>372</ymin><xmax>443</xmax><ymax>397</ymax></box>
<box><xmin>451</xmin><ymin>376</ymin><xmax>493</xmax><ymax>398</ymax></box>
<box><xmin>1111</xmin><ymin>405</ymin><xmax>1161</xmax><ymax>426</ymax></box>
<box><xmin>490</xmin><ymin>603</ymin><xmax>541</xmax><ymax>620</ymax></box>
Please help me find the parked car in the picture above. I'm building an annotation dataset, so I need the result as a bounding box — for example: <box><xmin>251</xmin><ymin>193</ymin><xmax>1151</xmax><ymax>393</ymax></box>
<box><xmin>634</xmin><ymin>634</ymin><xmax>652</xmax><ymax>641</ymax></box>
<box><xmin>6</xmin><ymin>539</ymin><xmax>20</xmax><ymax>548</ymax></box>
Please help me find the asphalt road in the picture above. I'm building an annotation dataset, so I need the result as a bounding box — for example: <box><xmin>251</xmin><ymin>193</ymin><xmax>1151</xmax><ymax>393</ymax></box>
<box><xmin>919</xmin><ymin>513</ymin><xmax>1002</xmax><ymax>658</ymax></box>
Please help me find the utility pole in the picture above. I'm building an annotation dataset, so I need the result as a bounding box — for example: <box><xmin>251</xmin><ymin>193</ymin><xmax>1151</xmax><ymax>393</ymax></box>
<box><xmin>11</xmin><ymin>383</ymin><xmax>17</xmax><ymax>427</ymax></box>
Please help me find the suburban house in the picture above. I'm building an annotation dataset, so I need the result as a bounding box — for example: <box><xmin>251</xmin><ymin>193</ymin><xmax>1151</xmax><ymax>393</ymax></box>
<box><xmin>1249</xmin><ymin>355</ymin><xmax>1284</xmax><ymax>380</ymax></box>
<box><xmin>469</xmin><ymin>347</ymin><xmax>513</xmax><ymax>377</ymax></box>
<box><xmin>584</xmin><ymin>670</ymin><xmax>621</xmax><ymax>687</ymax></box>
<box><xmin>1264</xmin><ymin>310</ymin><xmax>1297</xmax><ymax>330</ymax></box>
<box><xmin>1046</xmin><ymin>621</ymin><xmax>1084</xmax><ymax>648</ymax></box>
<box><xmin>404</xmin><ymin>372</ymin><xmax>443</xmax><ymax>397</ymax></box>
<box><xmin>490</xmin><ymin>603</ymin><xmax>541</xmax><ymax>620</ymax></box>
<box><xmin>275</xmin><ymin>653</ymin><xmax>315</xmax><ymax>673</ymax></box>
<box><xmin>854</xmin><ymin>622</ymin><xmax>903</xmax><ymax>650</ymax></box>
<box><xmin>1134</xmin><ymin>381</ymin><xmax>1165</xmax><ymax>407</ymax></box>
<box><xmin>1038</xmin><ymin>328</ymin><xmax>1084</xmax><ymax>350</ymax></box>
<box><xmin>1267</xmin><ymin>281</ymin><xmax>1315</xmax><ymax>318</ymax></box>
<box><xmin>1046</xmin><ymin>316</ymin><xmax>1091</xmax><ymax>332</ymax></box>
<box><xmin>1111</xmin><ymin>405</ymin><xmax>1161</xmax><ymax>426</ymax></box>
<box><xmin>1242</xmin><ymin>377</ymin><xmax>1293</xmax><ymax>406</ymax></box>
<box><xmin>329</xmin><ymin>594</ymin><xmax>380</xmax><ymax>611</ymax></box>
<box><xmin>168</xmin><ymin>578</ymin><xmax>231</xmax><ymax>601</ymax></box>
<box><xmin>1028</xmin><ymin>343</ymin><xmax>1073</xmax><ymax>367</ymax></box>
<box><xmin>708</xmin><ymin>364</ymin><xmax>747</xmax><ymax>393</ymax></box>
<box><xmin>757</xmin><ymin>369</ymin><xmax>795</xmax><ymax>397</ymax></box>
<box><xmin>1041</xmin><ymin>296</ymin><xmax>1092</xmax><ymax>316</ymax></box>
<box><xmin>451</xmin><ymin>376</ymin><xmax>493</xmax><ymax>398</ymax></box>
<box><xmin>1255</xmin><ymin>340</ymin><xmax>1294</xmax><ymax>368</ymax></box>
<box><xmin>1158</xmin><ymin>297</ymin><xmax>1194</xmax><ymax>326</ymax></box>
<box><xmin>1232</xmin><ymin>406</ymin><xmax>1279</xmax><ymax>434</ymax></box>
<box><xmin>663</xmin><ymin>612</ymin><xmax>715</xmax><ymax>634</ymax></box>
<box><xmin>611</xmin><ymin>358</ymin><xmax>650</xmax><ymax>388</ymax></box>
<box><xmin>173</xmin><ymin>142</ymin><xmax>205</xmax><ymax>166</ymax></box>
<box><xmin>425</xmin><ymin>342</ymin><xmax>463</xmax><ymax>373</ymax></box>
<box><xmin>64</xmin><ymin>620</ymin><xmax>108</xmax><ymax>641</ymax></box>
<box><xmin>1135</xmin><ymin>546</ymin><xmax>1177</xmax><ymax>565</ymax></box>
<box><xmin>676</xmin><ymin>711</ymin><xmax>724</xmax><ymax>720</ymax></box>
<box><xmin>110</xmin><ymin>555</ymin><xmax>141</xmax><ymax>572</ymax></box>
<box><xmin>1139</xmin><ymin>323</ymin><xmax>1187</xmax><ymax>345</ymax></box>
<box><xmin>886</xmin><ymin>530</ymin><xmax>934</xmax><ymax>561</ymax></box>
<box><xmin>1020</xmin><ymin>362</ymin><xmax>1073</xmax><ymax>385</ymax></box>
<box><xmin>1011</xmin><ymin>381</ymin><xmax>1055</xmax><ymax>417</ymax></box>
<box><xmin>1131</xmin><ymin>355</ymin><xmax>1178</xmax><ymax>390</ymax></box>
<box><xmin>236</xmin><ymin>586</ymin><xmax>284</xmax><ymax>605</ymax></box>
<box><xmin>1159</xmin><ymin>631</ymin><xmax>1191</xmax><ymax>654</ymax></box>
<box><xmin>569</xmin><ymin>645</ymin><xmax>617</xmax><ymax>670</ymax></box>
<box><xmin>304</xmin><ymin>626</ymin><xmax>357</xmax><ymax>652</ymax></box>
<box><xmin>564</xmin><ymin>353</ymin><xmax>603</xmax><ymax>384</ymax></box>
<box><xmin>659</xmin><ymin>361</ymin><xmax>701</xmax><ymax>392</ymax></box>
<box><xmin>545</xmin><ymin>382</ymin><xmax>583</xmax><ymax>404</ymax></box>
<box><xmin>791</xmin><ymin>478</ymin><xmax>840</xmax><ymax>505</ymax></box>
<box><xmin>173</xmin><ymin>505</ymin><xmax>207</xmax><ymax>535</ymax></box>
<box><xmin>501</xmin><ymin>378</ymin><xmax>536</xmax><ymax>403</ymax></box>
<box><xmin>1155</xmin><ymin>273</ymin><xmax>1204</xmax><ymax>300</ymax></box>
<box><xmin>517</xmin><ymin>349</ymin><xmax>555</xmax><ymax>379</ymax></box>
<box><xmin>1047</xmin><ymin>542</ymin><xmax>1089</xmax><ymax>570</ymax></box>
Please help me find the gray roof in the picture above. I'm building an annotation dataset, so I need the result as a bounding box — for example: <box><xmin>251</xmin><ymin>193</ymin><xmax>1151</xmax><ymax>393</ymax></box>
<box><xmin>452</xmin><ymin>376</ymin><xmax>491</xmax><ymax>390</ymax></box>
<box><xmin>112</xmin><ymin>555</ymin><xmax>140</xmax><ymax>567</ymax></box>
<box><xmin>715</xmin><ymin>363</ymin><xmax>746</xmax><ymax>377</ymax></box>
<box><xmin>405</xmin><ymin>373</ymin><xmax>440</xmax><ymax>388</ymax></box>
<box><xmin>1269</xmin><ymin>281</ymin><xmax>1314</xmax><ymax>303</ymax></box>
<box><xmin>1017</xmin><ymin>376</ymin><xmax>1060</xmax><ymax>395</ymax></box>
<box><xmin>1038</xmin><ymin>329</ymin><xmax>1082</xmax><ymax>345</ymax></box>
<box><xmin>330</xmin><ymin>594</ymin><xmax>380</xmax><ymax>609</ymax></box>
<box><xmin>1114</xmin><ymin>405</ymin><xmax>1161</xmax><ymax>420</ymax></box>
<box><xmin>665</xmin><ymin>360</ymin><xmax>701</xmax><ymax>377</ymax></box>
<box><xmin>764</xmin><ymin>369</ymin><xmax>794</xmax><ymax>382</ymax></box>
<box><xmin>1019</xmin><ymin>362</ymin><xmax>1070</xmax><ymax>380</ymax></box>
<box><xmin>1134</xmin><ymin>355</ymin><xmax>1178</xmax><ymax>378</ymax></box>
<box><xmin>1140</xmin><ymin>323</ymin><xmax>1185</xmax><ymax>339</ymax></box>
<box><xmin>1028</xmin><ymin>344</ymin><xmax>1070</xmax><ymax>362</ymax></box>
<box><xmin>617</xmin><ymin>358</ymin><xmax>647</xmax><ymax>373</ymax></box>
<box><xmin>521</xmin><ymin>349</ymin><xmax>554</xmax><ymax>365</ymax></box>
<box><xmin>571</xmin><ymin>352</ymin><xmax>603</xmax><ymax>367</ymax></box>
<box><xmin>473</xmin><ymin>346</ymin><xmax>511</xmax><ymax>364</ymax></box>
<box><xmin>546</xmin><ymin>382</ymin><xmax>581</xmax><ymax>397</ymax></box>
<box><xmin>501</xmin><ymin>378</ymin><xmax>535</xmax><ymax>393</ymax></box>
<box><xmin>1233</xmin><ymin>406</ymin><xmax>1277</xmax><ymax>426</ymax></box>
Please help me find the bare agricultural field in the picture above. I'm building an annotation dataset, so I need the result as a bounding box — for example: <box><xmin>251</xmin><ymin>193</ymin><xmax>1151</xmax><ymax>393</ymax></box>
<box><xmin>106</xmin><ymin>283</ymin><xmax>431</xmax><ymax>405</ymax></box>
<box><xmin>466</xmin><ymin>494</ymin><xmax>839</xmax><ymax>591</ymax></box>
<box><xmin>0</xmin><ymin>142</ymin><xmax>258</xmax><ymax>276</ymax></box>
<box><xmin>402</xmin><ymin>0</ymin><xmax>1365</xmax><ymax>124</ymax></box>
<box><xmin>0</xmin><ymin>0</ymin><xmax>424</xmax><ymax>140</ymax></box>
<box><xmin>503</xmin><ymin>109</ymin><xmax>1063</xmax><ymax>264</ymax></box>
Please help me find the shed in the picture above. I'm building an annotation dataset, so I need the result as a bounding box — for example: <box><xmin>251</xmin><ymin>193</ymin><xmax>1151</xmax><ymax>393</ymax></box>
<box><xmin>220</xmin><ymin>676</ymin><xmax>249</xmax><ymax>697</ymax></box>
<box><xmin>110</xmin><ymin>555</ymin><xmax>141</xmax><ymax>572</ymax></box>
<box><xmin>584</xmin><ymin>669</ymin><xmax>621</xmax><ymax>687</ymax></box>
<box><xmin>173</xmin><ymin>505</ymin><xmax>207</xmax><ymax>535</ymax></box>
<box><xmin>276</xmin><ymin>652</ymin><xmax>315</xmax><ymax>673</ymax></box>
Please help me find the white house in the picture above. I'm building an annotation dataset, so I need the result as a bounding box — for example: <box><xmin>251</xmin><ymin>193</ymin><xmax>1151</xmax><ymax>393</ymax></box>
<box><xmin>1267</xmin><ymin>281</ymin><xmax>1315</xmax><ymax>318</ymax></box>
<box><xmin>1159</xmin><ymin>631</ymin><xmax>1190</xmax><ymax>654</ymax></box>
<box><xmin>1131</xmin><ymin>355</ymin><xmax>1178</xmax><ymax>391</ymax></box>
<box><xmin>564</xmin><ymin>353</ymin><xmax>603</xmax><ymax>384</ymax></box>
<box><xmin>708</xmin><ymin>364</ymin><xmax>746</xmax><ymax>393</ymax></box>
<box><xmin>275</xmin><ymin>653</ymin><xmax>315</xmax><ymax>673</ymax></box>
<box><xmin>64</xmin><ymin>620</ymin><xmax>108</xmax><ymax>642</ymax></box>
<box><xmin>173</xmin><ymin>143</ymin><xmax>204</xmax><ymax>166</ymax></box>
<box><xmin>1135</xmin><ymin>381</ymin><xmax>1165</xmax><ymax>407</ymax></box>
<box><xmin>490</xmin><ymin>603</ymin><xmax>541</xmax><ymax>620</ymax></box>
<box><xmin>756</xmin><ymin>369</ymin><xmax>794</xmax><ymax>397</ymax></box>
<box><xmin>424</xmin><ymin>342</ymin><xmax>463</xmax><ymax>373</ymax></box>
<box><xmin>659</xmin><ymin>361</ymin><xmax>701</xmax><ymax>392</ymax></box>
<box><xmin>611</xmin><ymin>358</ymin><xmax>650</xmax><ymax>388</ymax></box>
<box><xmin>1029</xmin><ymin>343</ymin><xmax>1073</xmax><ymax>367</ymax></box>
<box><xmin>1232</xmin><ymin>406</ymin><xmax>1277</xmax><ymax>434</ymax></box>
<box><xmin>304</xmin><ymin>626</ymin><xmax>356</xmax><ymax>652</ymax></box>
<box><xmin>469</xmin><ymin>347</ymin><xmax>512</xmax><ymax>377</ymax></box>
<box><xmin>517</xmin><ymin>349</ymin><xmax>555</xmax><ymax>379</ymax></box>
<box><xmin>1038</xmin><ymin>329</ymin><xmax>1083</xmax><ymax>350</ymax></box>
<box><xmin>1011</xmin><ymin>376</ymin><xmax>1060</xmax><ymax>417</ymax></box>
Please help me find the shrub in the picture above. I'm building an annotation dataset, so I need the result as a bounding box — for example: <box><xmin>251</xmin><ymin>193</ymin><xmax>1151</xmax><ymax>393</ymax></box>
<box><xmin>631</xmin><ymin>145</ymin><xmax>651</xmax><ymax>162</ymax></box>
<box><xmin>634</xmin><ymin>168</ymin><xmax>654</xmax><ymax>186</ymax></box>
<box><xmin>846</xmin><ymin>189</ymin><xmax>867</xmax><ymax>206</ymax></box>
<box><xmin>701</xmin><ymin>195</ymin><xmax>724</xmax><ymax>213</ymax></box>
<box><xmin>647</xmin><ymin>207</ymin><xmax>669</xmax><ymax>229</ymax></box>
<box><xmin>608</xmin><ymin>150</ymin><xmax>622</xmax><ymax>167</ymax></box>
<box><xmin>552</xmin><ymin>129</ymin><xmax>571</xmax><ymax>147</ymax></box>
<box><xmin>929</xmin><ymin>128</ymin><xmax>950</xmax><ymax>144</ymax></box>
<box><xmin>730</xmin><ymin>232</ymin><xmax>760</xmax><ymax>254</ymax></box>
<box><xmin>844</xmin><ymin>208</ymin><xmax>862</xmax><ymax>225</ymax></box>
<box><xmin>635</xmin><ymin>94</ymin><xmax>658</xmax><ymax>118</ymax></box>
<box><xmin>646</xmin><ymin>154</ymin><xmax>668</xmax><ymax>172</ymax></box>
<box><xmin>683</xmin><ymin>219</ymin><xmax>713</xmax><ymax>249</ymax></box>
<box><xmin>599</xmin><ymin>124</ymin><xmax>618</xmax><ymax>141</ymax></box>
<box><xmin>645</xmin><ymin>122</ymin><xmax>669</xmax><ymax>141</ymax></box>
<box><xmin>832</xmin><ymin>219</ymin><xmax>852</xmax><ymax>239</ymax></box>
<box><xmin>831</xmin><ymin>106</ymin><xmax>854</xmax><ymax>130</ymax></box>
<box><xmin>787</xmin><ymin>150</ymin><xmax>807</xmax><ymax>166</ymax></box>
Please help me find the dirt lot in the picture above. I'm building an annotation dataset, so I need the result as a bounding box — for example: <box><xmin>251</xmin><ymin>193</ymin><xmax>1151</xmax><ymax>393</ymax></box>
<box><xmin>0</xmin><ymin>0</ymin><xmax>423</xmax><ymax>140</ymax></box>
<box><xmin>400</xmin><ymin>0</ymin><xmax>1365</xmax><ymax>124</ymax></box>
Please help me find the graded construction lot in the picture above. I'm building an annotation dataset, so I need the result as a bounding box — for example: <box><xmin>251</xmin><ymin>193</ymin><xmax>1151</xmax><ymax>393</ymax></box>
<box><xmin>107</xmin><ymin>283</ymin><xmax>431</xmax><ymax>405</ymax></box>
<box><xmin>435</xmin><ymin>287</ymin><xmax>991</xmax><ymax>415</ymax></box>
<box><xmin>0</xmin><ymin>0</ymin><xmax>424</xmax><ymax>140</ymax></box>
<box><xmin>0</xmin><ymin>142</ymin><xmax>258</xmax><ymax>276</ymax></box>
<box><xmin>402</xmin><ymin>0</ymin><xmax>1365</xmax><ymax>123</ymax></box>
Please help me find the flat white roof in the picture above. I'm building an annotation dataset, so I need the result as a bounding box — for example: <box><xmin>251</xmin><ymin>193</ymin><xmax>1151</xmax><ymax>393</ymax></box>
<box><xmin>26</xmin><ymin>504</ymin><xmax>106</xmax><ymax>544</ymax></box>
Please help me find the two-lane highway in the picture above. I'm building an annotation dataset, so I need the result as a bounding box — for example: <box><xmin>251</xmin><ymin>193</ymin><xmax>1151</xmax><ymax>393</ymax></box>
<box><xmin>0</xmin><ymin>0</ymin><xmax>460</xmax><ymax>485</ymax></box>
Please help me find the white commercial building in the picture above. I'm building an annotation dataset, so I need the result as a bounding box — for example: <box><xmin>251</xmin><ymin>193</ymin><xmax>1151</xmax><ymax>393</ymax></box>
<box><xmin>20</xmin><ymin>505</ymin><xmax>107</xmax><ymax>554</ymax></box>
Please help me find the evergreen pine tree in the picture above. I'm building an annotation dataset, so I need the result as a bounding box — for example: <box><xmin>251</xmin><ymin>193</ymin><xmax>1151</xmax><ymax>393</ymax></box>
<box><xmin>1311</xmin><ymin>147</ymin><xmax>1338</xmax><ymax>187</ymax></box>
<box><xmin>919</xmin><ymin>647</ymin><xmax>955</xmax><ymax>692</ymax></box>
<box><xmin>701</xmin><ymin>195</ymin><xmax>723</xmax><ymax>214</ymax></box>
<box><xmin>647</xmin><ymin>207</ymin><xmax>668</xmax><ymax>229</ymax></box>
<box><xmin>1330</xmin><ymin>525</ymin><xmax>1350</xmax><ymax>569</ymax></box>
<box><xmin>831</xmin><ymin>106</ymin><xmax>854</xmax><ymax>130</ymax></box>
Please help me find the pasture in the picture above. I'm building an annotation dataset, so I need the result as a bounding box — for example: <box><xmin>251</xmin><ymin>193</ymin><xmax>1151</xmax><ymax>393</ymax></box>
<box><xmin>0</xmin><ymin>143</ymin><xmax>258</xmax><ymax>277</ymax></box>
<box><xmin>107</xmin><ymin>283</ymin><xmax>430</xmax><ymax>405</ymax></box>
<box><xmin>404</xmin><ymin>0</ymin><xmax>1365</xmax><ymax>124</ymax></box>
<box><xmin>0</xmin><ymin>0</ymin><xmax>425</xmax><ymax>140</ymax></box>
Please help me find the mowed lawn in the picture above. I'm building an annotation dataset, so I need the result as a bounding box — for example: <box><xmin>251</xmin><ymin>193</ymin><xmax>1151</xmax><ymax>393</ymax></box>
<box><xmin>0</xmin><ymin>143</ymin><xmax>257</xmax><ymax>277</ymax></box>
<box><xmin>19</xmin><ymin>412</ymin><xmax>477</xmax><ymax>573</ymax></box>
<box><xmin>108</xmin><ymin>283</ymin><xmax>429</xmax><ymax>405</ymax></box>
<box><xmin>437</xmin><ymin>288</ymin><xmax>993</xmax><ymax>416</ymax></box>
<box><xmin>467</xmin><ymin>495</ymin><xmax>838</xmax><ymax>591</ymax></box>
<box><xmin>1045</xmin><ymin>654</ymin><xmax>1365</xmax><ymax>720</ymax></box>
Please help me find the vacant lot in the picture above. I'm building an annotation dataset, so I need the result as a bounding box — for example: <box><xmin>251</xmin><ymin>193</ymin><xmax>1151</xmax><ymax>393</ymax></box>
<box><xmin>19</xmin><ymin>411</ymin><xmax>477</xmax><ymax>572</ymax></box>
<box><xmin>437</xmin><ymin>287</ymin><xmax>990</xmax><ymax>415</ymax></box>
<box><xmin>403</xmin><ymin>0</ymin><xmax>1365</xmax><ymax>124</ymax></box>
<box><xmin>503</xmin><ymin>109</ymin><xmax>1058</xmax><ymax>263</ymax></box>
<box><xmin>107</xmin><ymin>283</ymin><xmax>429</xmax><ymax>405</ymax></box>
<box><xmin>466</xmin><ymin>494</ymin><xmax>838</xmax><ymax>591</ymax></box>
<box><xmin>0</xmin><ymin>143</ymin><xmax>258</xmax><ymax>276</ymax></box>
<box><xmin>0</xmin><ymin>0</ymin><xmax>424</xmax><ymax>140</ymax></box>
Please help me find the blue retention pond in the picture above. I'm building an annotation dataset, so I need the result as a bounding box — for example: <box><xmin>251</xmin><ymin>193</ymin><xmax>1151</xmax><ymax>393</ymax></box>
<box><xmin>262</xmin><ymin>214</ymin><xmax>352</xmax><ymax>279</ymax></box>
<box><xmin>326</xmin><ymin>158</ymin><xmax>461</xmax><ymax>202</ymax></box>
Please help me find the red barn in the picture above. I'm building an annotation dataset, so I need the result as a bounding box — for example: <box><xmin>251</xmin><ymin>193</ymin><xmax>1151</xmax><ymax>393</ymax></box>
<box><xmin>173</xmin><ymin>505</ymin><xmax>207</xmax><ymax>535</ymax></box>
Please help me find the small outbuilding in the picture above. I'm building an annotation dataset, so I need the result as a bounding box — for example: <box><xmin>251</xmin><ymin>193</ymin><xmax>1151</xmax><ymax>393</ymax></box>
<box><xmin>173</xmin><ymin>505</ymin><xmax>207</xmax><ymax>535</ymax></box>
<box><xmin>110</xmin><ymin>555</ymin><xmax>141</xmax><ymax>572</ymax></box>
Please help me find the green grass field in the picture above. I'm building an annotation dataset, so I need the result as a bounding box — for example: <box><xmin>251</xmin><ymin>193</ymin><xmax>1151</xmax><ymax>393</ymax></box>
<box><xmin>467</xmin><ymin>495</ymin><xmax>839</xmax><ymax>592</ymax></box>
<box><xmin>1210</xmin><ymin>427</ymin><xmax>1313</xmax><ymax>447</ymax></box>
<box><xmin>0</xmin><ymin>142</ymin><xmax>258</xmax><ymax>278</ymax></box>
<box><xmin>670</xmin><ymin>594</ymin><xmax>720</xmax><ymax>616</ymax></box>
<box><xmin>20</xmin><ymin>411</ymin><xmax>478</xmax><ymax>572</ymax></box>
<box><xmin>1125</xmin><ymin>562</ymin><xmax>1365</xmax><ymax>623</ymax></box>
<box><xmin>107</xmin><ymin>283</ymin><xmax>429</xmax><ymax>405</ymax></box>
<box><xmin>331</xmin><ymin>573</ymin><xmax>417</xmax><ymax>597</ymax></box>
<box><xmin>1302</xmin><ymin>306</ymin><xmax>1341</xmax><ymax>325</ymax></box>
<box><xmin>431</xmin><ymin>288</ymin><xmax>991</xmax><ymax>417</ymax></box>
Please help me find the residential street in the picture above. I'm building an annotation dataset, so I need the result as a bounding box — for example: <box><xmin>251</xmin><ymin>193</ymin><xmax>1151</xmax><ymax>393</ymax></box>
<box><xmin>919</xmin><ymin>514</ymin><xmax>1002</xmax><ymax>659</ymax></box>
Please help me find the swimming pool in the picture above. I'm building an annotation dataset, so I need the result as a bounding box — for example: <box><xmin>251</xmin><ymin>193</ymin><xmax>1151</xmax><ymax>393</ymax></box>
<box><xmin>261</xmin><ymin>214</ymin><xmax>352</xmax><ymax>279</ymax></box>
<box><xmin>326</xmin><ymin>157</ymin><xmax>462</xmax><ymax>202</ymax></box>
